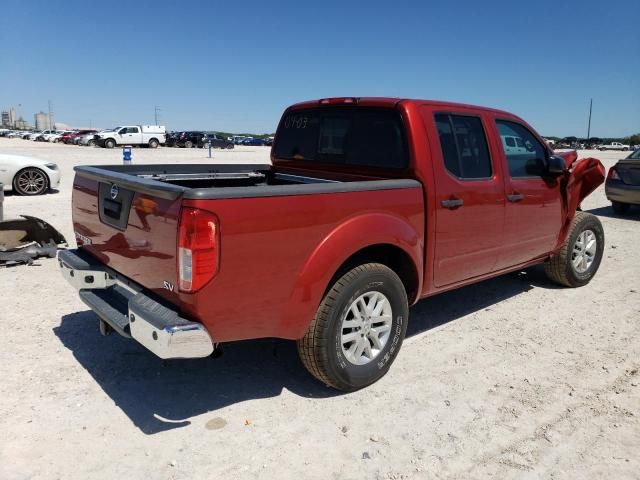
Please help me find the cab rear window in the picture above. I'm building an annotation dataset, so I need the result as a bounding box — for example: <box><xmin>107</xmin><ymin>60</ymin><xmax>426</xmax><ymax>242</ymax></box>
<box><xmin>273</xmin><ymin>108</ymin><xmax>409</xmax><ymax>169</ymax></box>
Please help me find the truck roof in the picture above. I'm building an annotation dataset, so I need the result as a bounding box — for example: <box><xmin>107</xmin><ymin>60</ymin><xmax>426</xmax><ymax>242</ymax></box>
<box><xmin>288</xmin><ymin>97</ymin><xmax>517</xmax><ymax>118</ymax></box>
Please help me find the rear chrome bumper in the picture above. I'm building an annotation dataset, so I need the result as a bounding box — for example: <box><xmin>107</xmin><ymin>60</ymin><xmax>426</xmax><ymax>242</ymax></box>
<box><xmin>58</xmin><ymin>249</ymin><xmax>213</xmax><ymax>359</ymax></box>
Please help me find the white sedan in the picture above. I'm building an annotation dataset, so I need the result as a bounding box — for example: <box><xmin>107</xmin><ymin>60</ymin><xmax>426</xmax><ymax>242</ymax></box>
<box><xmin>0</xmin><ymin>154</ymin><xmax>61</xmax><ymax>195</ymax></box>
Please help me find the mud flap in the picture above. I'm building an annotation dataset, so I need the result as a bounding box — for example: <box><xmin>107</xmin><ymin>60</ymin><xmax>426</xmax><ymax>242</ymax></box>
<box><xmin>0</xmin><ymin>215</ymin><xmax>67</xmax><ymax>266</ymax></box>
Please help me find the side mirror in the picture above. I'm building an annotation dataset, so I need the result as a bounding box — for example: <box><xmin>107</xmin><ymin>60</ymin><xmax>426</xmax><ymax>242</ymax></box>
<box><xmin>546</xmin><ymin>155</ymin><xmax>566</xmax><ymax>176</ymax></box>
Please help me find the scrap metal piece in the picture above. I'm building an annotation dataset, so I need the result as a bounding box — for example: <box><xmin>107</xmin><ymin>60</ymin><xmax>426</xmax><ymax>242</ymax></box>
<box><xmin>0</xmin><ymin>215</ymin><xmax>67</xmax><ymax>266</ymax></box>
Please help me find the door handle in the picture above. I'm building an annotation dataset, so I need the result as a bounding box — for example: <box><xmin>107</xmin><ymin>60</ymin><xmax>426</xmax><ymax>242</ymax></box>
<box><xmin>441</xmin><ymin>198</ymin><xmax>464</xmax><ymax>209</ymax></box>
<box><xmin>507</xmin><ymin>193</ymin><xmax>524</xmax><ymax>202</ymax></box>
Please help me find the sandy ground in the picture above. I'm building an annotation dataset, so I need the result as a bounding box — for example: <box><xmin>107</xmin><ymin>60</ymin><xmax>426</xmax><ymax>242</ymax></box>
<box><xmin>0</xmin><ymin>139</ymin><xmax>638</xmax><ymax>480</ymax></box>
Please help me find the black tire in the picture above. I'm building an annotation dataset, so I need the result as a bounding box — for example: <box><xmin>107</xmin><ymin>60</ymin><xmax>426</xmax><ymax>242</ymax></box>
<box><xmin>104</xmin><ymin>139</ymin><xmax>115</xmax><ymax>149</ymax></box>
<box><xmin>226</xmin><ymin>143</ymin><xmax>234</xmax><ymax>149</ymax></box>
<box><xmin>297</xmin><ymin>263</ymin><xmax>409</xmax><ymax>391</ymax></box>
<box><xmin>184</xmin><ymin>140</ymin><xmax>193</xmax><ymax>148</ymax></box>
<box><xmin>612</xmin><ymin>201</ymin><xmax>630</xmax><ymax>214</ymax></box>
<box><xmin>87</xmin><ymin>139</ymin><xmax>95</xmax><ymax>147</ymax></box>
<box><xmin>13</xmin><ymin>167</ymin><xmax>49</xmax><ymax>196</ymax></box>
<box><xmin>544</xmin><ymin>212</ymin><xmax>604</xmax><ymax>288</ymax></box>
<box><xmin>148</xmin><ymin>138</ymin><xmax>159</xmax><ymax>149</ymax></box>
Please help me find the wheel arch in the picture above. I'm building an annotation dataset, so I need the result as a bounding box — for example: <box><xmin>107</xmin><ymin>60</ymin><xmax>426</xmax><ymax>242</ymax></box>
<box><xmin>280</xmin><ymin>212</ymin><xmax>423</xmax><ymax>339</ymax></box>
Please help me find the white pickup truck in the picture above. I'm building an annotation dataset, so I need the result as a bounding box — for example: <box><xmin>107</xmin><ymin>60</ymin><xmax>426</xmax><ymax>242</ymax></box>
<box><xmin>598</xmin><ymin>142</ymin><xmax>630</xmax><ymax>151</ymax></box>
<box><xmin>95</xmin><ymin>125</ymin><xmax>166</xmax><ymax>149</ymax></box>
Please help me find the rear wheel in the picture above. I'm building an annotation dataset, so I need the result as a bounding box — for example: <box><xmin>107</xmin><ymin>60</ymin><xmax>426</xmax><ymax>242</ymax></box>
<box><xmin>184</xmin><ymin>140</ymin><xmax>193</xmax><ymax>148</ymax></box>
<box><xmin>612</xmin><ymin>201</ymin><xmax>630</xmax><ymax>214</ymax></box>
<box><xmin>13</xmin><ymin>168</ymin><xmax>49</xmax><ymax>196</ymax></box>
<box><xmin>148</xmin><ymin>138</ymin><xmax>159</xmax><ymax>149</ymax></box>
<box><xmin>297</xmin><ymin>263</ymin><xmax>408</xmax><ymax>391</ymax></box>
<box><xmin>544</xmin><ymin>212</ymin><xmax>604</xmax><ymax>287</ymax></box>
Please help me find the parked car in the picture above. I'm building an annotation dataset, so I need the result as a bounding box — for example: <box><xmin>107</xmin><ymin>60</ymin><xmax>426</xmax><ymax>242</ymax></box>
<box><xmin>204</xmin><ymin>133</ymin><xmax>234</xmax><ymax>149</ymax></box>
<box><xmin>165</xmin><ymin>131</ymin><xmax>181</xmax><ymax>147</ymax></box>
<box><xmin>243</xmin><ymin>137</ymin><xmax>267</xmax><ymax>146</ymax></box>
<box><xmin>79</xmin><ymin>129</ymin><xmax>112</xmax><ymax>146</ymax></box>
<box><xmin>22</xmin><ymin>131</ymin><xmax>34</xmax><ymax>139</ymax></box>
<box><xmin>48</xmin><ymin>131</ymin><xmax>72</xmax><ymax>143</ymax></box>
<box><xmin>232</xmin><ymin>135</ymin><xmax>248</xmax><ymax>145</ymax></box>
<box><xmin>605</xmin><ymin>147</ymin><xmax>640</xmax><ymax>213</ymax></box>
<box><xmin>35</xmin><ymin>130</ymin><xmax>61</xmax><ymax>141</ymax></box>
<box><xmin>58</xmin><ymin>97</ymin><xmax>605</xmax><ymax>391</ymax></box>
<box><xmin>0</xmin><ymin>154</ymin><xmax>60</xmax><ymax>195</ymax></box>
<box><xmin>94</xmin><ymin>125</ymin><xmax>166</xmax><ymax>148</ymax></box>
<box><xmin>264</xmin><ymin>136</ymin><xmax>274</xmax><ymax>146</ymax></box>
<box><xmin>28</xmin><ymin>130</ymin><xmax>48</xmax><ymax>140</ymax></box>
<box><xmin>174</xmin><ymin>131</ymin><xmax>206</xmax><ymax>148</ymax></box>
<box><xmin>62</xmin><ymin>130</ymin><xmax>97</xmax><ymax>144</ymax></box>
<box><xmin>598</xmin><ymin>142</ymin><xmax>630</xmax><ymax>151</ymax></box>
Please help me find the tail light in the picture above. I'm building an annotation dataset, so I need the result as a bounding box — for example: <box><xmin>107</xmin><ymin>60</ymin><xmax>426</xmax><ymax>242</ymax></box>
<box><xmin>607</xmin><ymin>168</ymin><xmax>620</xmax><ymax>180</ymax></box>
<box><xmin>177</xmin><ymin>208</ymin><xmax>219</xmax><ymax>293</ymax></box>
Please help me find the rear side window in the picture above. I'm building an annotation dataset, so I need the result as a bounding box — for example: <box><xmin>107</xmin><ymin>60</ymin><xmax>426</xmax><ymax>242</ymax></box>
<box><xmin>496</xmin><ymin>120</ymin><xmax>547</xmax><ymax>178</ymax></box>
<box><xmin>434</xmin><ymin>114</ymin><xmax>492</xmax><ymax>179</ymax></box>
<box><xmin>274</xmin><ymin>108</ymin><xmax>408</xmax><ymax>169</ymax></box>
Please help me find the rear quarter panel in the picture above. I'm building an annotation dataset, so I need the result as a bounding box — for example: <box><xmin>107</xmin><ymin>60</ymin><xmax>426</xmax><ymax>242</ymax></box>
<box><xmin>183</xmin><ymin>186</ymin><xmax>424</xmax><ymax>341</ymax></box>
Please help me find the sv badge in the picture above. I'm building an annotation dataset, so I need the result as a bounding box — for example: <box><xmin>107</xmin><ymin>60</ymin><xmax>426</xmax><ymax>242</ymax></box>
<box><xmin>163</xmin><ymin>281</ymin><xmax>174</xmax><ymax>292</ymax></box>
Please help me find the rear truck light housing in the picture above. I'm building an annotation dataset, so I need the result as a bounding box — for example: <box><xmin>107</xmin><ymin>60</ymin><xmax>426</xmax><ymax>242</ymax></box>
<box><xmin>177</xmin><ymin>207</ymin><xmax>219</xmax><ymax>293</ymax></box>
<box><xmin>319</xmin><ymin>97</ymin><xmax>360</xmax><ymax>105</ymax></box>
<box><xmin>607</xmin><ymin>168</ymin><xmax>620</xmax><ymax>180</ymax></box>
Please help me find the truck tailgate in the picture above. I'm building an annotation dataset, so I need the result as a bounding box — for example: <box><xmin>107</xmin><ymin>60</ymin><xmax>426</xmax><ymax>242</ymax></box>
<box><xmin>72</xmin><ymin>173</ymin><xmax>181</xmax><ymax>303</ymax></box>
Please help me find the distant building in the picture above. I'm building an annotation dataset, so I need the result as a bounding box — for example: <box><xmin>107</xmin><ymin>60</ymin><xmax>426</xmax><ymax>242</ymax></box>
<box><xmin>2</xmin><ymin>108</ymin><xmax>16</xmax><ymax>128</ymax></box>
<box><xmin>34</xmin><ymin>112</ymin><xmax>51</xmax><ymax>130</ymax></box>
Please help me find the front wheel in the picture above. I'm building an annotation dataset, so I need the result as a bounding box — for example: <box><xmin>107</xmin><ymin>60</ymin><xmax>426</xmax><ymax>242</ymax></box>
<box><xmin>104</xmin><ymin>139</ymin><xmax>116</xmax><ymax>149</ymax></box>
<box><xmin>544</xmin><ymin>212</ymin><xmax>604</xmax><ymax>287</ymax></box>
<box><xmin>297</xmin><ymin>263</ymin><xmax>408</xmax><ymax>391</ymax></box>
<box><xmin>13</xmin><ymin>168</ymin><xmax>49</xmax><ymax>196</ymax></box>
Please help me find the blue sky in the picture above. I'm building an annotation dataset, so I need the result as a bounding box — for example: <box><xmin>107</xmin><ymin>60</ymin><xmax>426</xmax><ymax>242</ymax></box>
<box><xmin>1</xmin><ymin>0</ymin><xmax>638</xmax><ymax>136</ymax></box>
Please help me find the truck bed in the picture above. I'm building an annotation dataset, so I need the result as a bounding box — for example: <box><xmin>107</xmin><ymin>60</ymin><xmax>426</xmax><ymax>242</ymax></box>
<box><xmin>74</xmin><ymin>164</ymin><xmax>414</xmax><ymax>200</ymax></box>
<box><xmin>71</xmin><ymin>163</ymin><xmax>423</xmax><ymax>341</ymax></box>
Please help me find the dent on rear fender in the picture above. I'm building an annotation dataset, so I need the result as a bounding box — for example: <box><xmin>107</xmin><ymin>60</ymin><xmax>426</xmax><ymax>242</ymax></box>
<box><xmin>279</xmin><ymin>213</ymin><xmax>423</xmax><ymax>339</ymax></box>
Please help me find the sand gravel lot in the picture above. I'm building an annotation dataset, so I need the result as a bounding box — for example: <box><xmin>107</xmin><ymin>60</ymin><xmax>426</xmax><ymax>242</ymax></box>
<box><xmin>0</xmin><ymin>139</ymin><xmax>638</xmax><ymax>480</ymax></box>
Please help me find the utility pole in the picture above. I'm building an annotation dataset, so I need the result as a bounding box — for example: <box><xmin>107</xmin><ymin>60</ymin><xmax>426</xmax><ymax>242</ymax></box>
<box><xmin>154</xmin><ymin>105</ymin><xmax>161</xmax><ymax>125</ymax></box>
<box><xmin>48</xmin><ymin>100</ymin><xmax>54</xmax><ymax>130</ymax></box>
<box><xmin>586</xmin><ymin>98</ymin><xmax>593</xmax><ymax>141</ymax></box>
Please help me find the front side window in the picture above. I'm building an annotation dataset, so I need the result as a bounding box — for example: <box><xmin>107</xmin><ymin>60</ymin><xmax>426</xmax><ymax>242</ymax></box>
<box><xmin>434</xmin><ymin>113</ymin><xmax>492</xmax><ymax>179</ymax></box>
<box><xmin>273</xmin><ymin>108</ymin><xmax>408</xmax><ymax>169</ymax></box>
<box><xmin>496</xmin><ymin>120</ymin><xmax>547</xmax><ymax>178</ymax></box>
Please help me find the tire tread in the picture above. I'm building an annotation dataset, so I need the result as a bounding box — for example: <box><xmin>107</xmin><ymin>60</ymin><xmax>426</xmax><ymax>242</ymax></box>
<box><xmin>544</xmin><ymin>211</ymin><xmax>602</xmax><ymax>287</ymax></box>
<box><xmin>297</xmin><ymin>263</ymin><xmax>399</xmax><ymax>390</ymax></box>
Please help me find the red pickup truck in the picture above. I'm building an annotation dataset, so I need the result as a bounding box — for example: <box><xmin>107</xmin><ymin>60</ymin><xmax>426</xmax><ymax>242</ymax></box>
<box><xmin>59</xmin><ymin>97</ymin><xmax>605</xmax><ymax>391</ymax></box>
